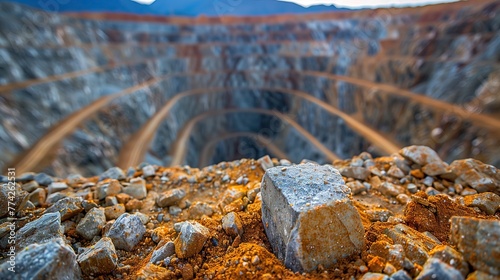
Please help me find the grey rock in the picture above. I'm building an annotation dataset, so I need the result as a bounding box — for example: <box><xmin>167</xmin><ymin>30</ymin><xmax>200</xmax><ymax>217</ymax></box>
<box><xmin>450</xmin><ymin>217</ymin><xmax>500</xmax><ymax>276</ymax></box>
<box><xmin>150</xmin><ymin>241</ymin><xmax>175</xmax><ymax>263</ymax></box>
<box><xmin>157</xmin><ymin>188</ymin><xmax>186</xmax><ymax>207</ymax></box>
<box><xmin>0</xmin><ymin>238</ymin><xmax>81</xmax><ymax>279</ymax></box>
<box><xmin>77</xmin><ymin>237</ymin><xmax>117</xmax><ymax>275</ymax></box>
<box><xmin>34</xmin><ymin>173</ymin><xmax>53</xmax><ymax>185</ymax></box>
<box><xmin>406</xmin><ymin>184</ymin><xmax>418</xmax><ymax>193</ymax></box>
<box><xmin>222</xmin><ymin>174</ymin><xmax>230</xmax><ymax>182</ymax></box>
<box><xmin>429</xmin><ymin>245</ymin><xmax>469</xmax><ymax>277</ymax></box>
<box><xmin>261</xmin><ymin>164</ymin><xmax>364</xmax><ymax>272</ymax></box>
<box><xmin>105</xmin><ymin>196</ymin><xmax>118</xmax><ymax>206</ymax></box>
<box><xmin>279</xmin><ymin>159</ymin><xmax>292</xmax><ymax>166</ymax></box>
<box><xmin>16</xmin><ymin>212</ymin><xmax>63</xmax><ymax>250</ymax></box>
<box><xmin>47</xmin><ymin>182</ymin><xmax>68</xmax><ymax>195</ymax></box>
<box><xmin>82</xmin><ymin>200</ymin><xmax>98</xmax><ymax>212</ymax></box>
<box><xmin>44</xmin><ymin>197</ymin><xmax>84</xmax><ymax>221</ymax></box>
<box><xmin>391</xmin><ymin>270</ymin><xmax>412</xmax><ymax>280</ymax></box>
<box><xmin>416</xmin><ymin>258</ymin><xmax>464</xmax><ymax>280</ymax></box>
<box><xmin>21</xmin><ymin>180</ymin><xmax>39</xmax><ymax>192</ymax></box>
<box><xmin>134</xmin><ymin>212</ymin><xmax>149</xmax><ymax>224</ymax></box>
<box><xmin>450</xmin><ymin>159</ymin><xmax>499</xmax><ymax>194</ymax></box>
<box><xmin>463</xmin><ymin>192</ymin><xmax>500</xmax><ymax>215</ymax></box>
<box><xmin>423</xmin><ymin>176</ymin><xmax>434</xmax><ymax>187</ymax></box>
<box><xmin>123</xmin><ymin>178</ymin><xmax>147</xmax><ymax>200</ymax></box>
<box><xmin>222</xmin><ymin>212</ymin><xmax>244</xmax><ymax>237</ymax></box>
<box><xmin>174</xmin><ymin>221</ymin><xmax>210</xmax><ymax>258</ymax></box>
<box><xmin>18</xmin><ymin>172</ymin><xmax>36</xmax><ymax>182</ymax></box>
<box><xmin>76</xmin><ymin>207</ymin><xmax>106</xmax><ymax>240</ymax></box>
<box><xmin>340</xmin><ymin>166</ymin><xmax>370</xmax><ymax>181</ymax></box>
<box><xmin>169</xmin><ymin>206</ymin><xmax>182</xmax><ymax>216</ymax></box>
<box><xmin>45</xmin><ymin>192</ymin><xmax>69</xmax><ymax>205</ymax></box>
<box><xmin>106</xmin><ymin>213</ymin><xmax>146</xmax><ymax>251</ymax></box>
<box><xmin>399</xmin><ymin>146</ymin><xmax>443</xmax><ymax>166</ymax></box>
<box><xmin>99</xmin><ymin>167</ymin><xmax>126</xmax><ymax>181</ymax></box>
<box><xmin>142</xmin><ymin>165</ymin><xmax>156</xmax><ymax>177</ymax></box>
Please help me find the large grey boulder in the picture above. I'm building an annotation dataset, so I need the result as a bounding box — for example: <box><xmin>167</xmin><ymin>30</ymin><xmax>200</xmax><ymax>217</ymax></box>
<box><xmin>261</xmin><ymin>164</ymin><xmax>365</xmax><ymax>272</ymax></box>
<box><xmin>0</xmin><ymin>238</ymin><xmax>82</xmax><ymax>279</ymax></box>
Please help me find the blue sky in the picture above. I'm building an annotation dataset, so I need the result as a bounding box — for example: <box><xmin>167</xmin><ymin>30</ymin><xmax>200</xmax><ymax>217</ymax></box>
<box><xmin>131</xmin><ymin>0</ymin><xmax>458</xmax><ymax>9</ymax></box>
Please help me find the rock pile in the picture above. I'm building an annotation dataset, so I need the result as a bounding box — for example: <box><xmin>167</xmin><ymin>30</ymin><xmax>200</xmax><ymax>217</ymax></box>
<box><xmin>0</xmin><ymin>146</ymin><xmax>499</xmax><ymax>279</ymax></box>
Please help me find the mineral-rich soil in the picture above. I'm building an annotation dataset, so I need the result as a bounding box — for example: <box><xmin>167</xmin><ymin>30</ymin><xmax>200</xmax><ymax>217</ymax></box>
<box><xmin>1</xmin><ymin>146</ymin><xmax>499</xmax><ymax>279</ymax></box>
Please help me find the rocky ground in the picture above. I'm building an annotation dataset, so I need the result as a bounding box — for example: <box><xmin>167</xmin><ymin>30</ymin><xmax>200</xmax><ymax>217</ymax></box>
<box><xmin>0</xmin><ymin>145</ymin><xmax>499</xmax><ymax>279</ymax></box>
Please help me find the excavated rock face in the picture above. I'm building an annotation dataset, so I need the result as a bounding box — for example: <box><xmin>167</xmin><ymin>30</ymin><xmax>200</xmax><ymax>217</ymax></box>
<box><xmin>0</xmin><ymin>1</ymin><xmax>499</xmax><ymax>178</ymax></box>
<box><xmin>0</xmin><ymin>146</ymin><xmax>499</xmax><ymax>279</ymax></box>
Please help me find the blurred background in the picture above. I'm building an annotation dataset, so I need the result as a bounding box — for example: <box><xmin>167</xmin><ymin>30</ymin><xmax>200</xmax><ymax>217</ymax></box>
<box><xmin>0</xmin><ymin>0</ymin><xmax>499</xmax><ymax>178</ymax></box>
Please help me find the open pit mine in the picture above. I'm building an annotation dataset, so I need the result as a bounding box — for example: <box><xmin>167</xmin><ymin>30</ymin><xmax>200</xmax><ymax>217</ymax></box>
<box><xmin>0</xmin><ymin>0</ymin><xmax>499</xmax><ymax>279</ymax></box>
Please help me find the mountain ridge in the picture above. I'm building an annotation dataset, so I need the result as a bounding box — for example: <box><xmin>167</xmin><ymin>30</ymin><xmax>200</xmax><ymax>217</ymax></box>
<box><xmin>0</xmin><ymin>0</ymin><xmax>347</xmax><ymax>16</ymax></box>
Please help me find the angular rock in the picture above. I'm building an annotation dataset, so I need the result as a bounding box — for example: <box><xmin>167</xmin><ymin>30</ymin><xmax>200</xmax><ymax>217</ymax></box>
<box><xmin>0</xmin><ymin>238</ymin><xmax>81</xmax><ymax>279</ymax></box>
<box><xmin>384</xmin><ymin>224</ymin><xmax>439</xmax><ymax>266</ymax></box>
<box><xmin>378</xmin><ymin>182</ymin><xmax>406</xmax><ymax>197</ymax></box>
<box><xmin>123</xmin><ymin>178</ymin><xmax>147</xmax><ymax>199</ymax></box>
<box><xmin>47</xmin><ymin>182</ymin><xmax>68</xmax><ymax>195</ymax></box>
<box><xmin>157</xmin><ymin>188</ymin><xmax>186</xmax><ymax>208</ymax></box>
<box><xmin>0</xmin><ymin>183</ymin><xmax>28</xmax><ymax>217</ymax></box>
<box><xmin>387</xmin><ymin>166</ymin><xmax>405</xmax><ymax>178</ymax></box>
<box><xmin>107</xmin><ymin>180</ymin><xmax>123</xmax><ymax>196</ymax></box>
<box><xmin>150</xmin><ymin>241</ymin><xmax>175</xmax><ymax>264</ymax></box>
<box><xmin>174</xmin><ymin>221</ymin><xmax>210</xmax><ymax>258</ymax></box>
<box><xmin>450</xmin><ymin>159</ymin><xmax>499</xmax><ymax>194</ymax></box>
<box><xmin>346</xmin><ymin>181</ymin><xmax>366</xmax><ymax>195</ymax></box>
<box><xmin>21</xmin><ymin>180</ymin><xmax>39</xmax><ymax>192</ymax></box>
<box><xmin>429</xmin><ymin>245</ymin><xmax>469</xmax><ymax>277</ymax></box>
<box><xmin>416</xmin><ymin>258</ymin><xmax>464</xmax><ymax>280</ymax></box>
<box><xmin>16</xmin><ymin>212</ymin><xmax>63</xmax><ymax>250</ymax></box>
<box><xmin>261</xmin><ymin>164</ymin><xmax>365</xmax><ymax>272</ymax></box>
<box><xmin>77</xmin><ymin>237</ymin><xmax>118</xmax><ymax>275</ymax></box>
<box><xmin>106</xmin><ymin>213</ymin><xmax>146</xmax><ymax>251</ymax></box>
<box><xmin>399</xmin><ymin>146</ymin><xmax>443</xmax><ymax>166</ymax></box>
<box><xmin>422</xmin><ymin>161</ymin><xmax>449</xmax><ymax>176</ymax></box>
<box><xmin>34</xmin><ymin>172</ymin><xmax>53</xmax><ymax>185</ymax></box>
<box><xmin>391</xmin><ymin>270</ymin><xmax>412</xmax><ymax>280</ymax></box>
<box><xmin>463</xmin><ymin>192</ymin><xmax>500</xmax><ymax>215</ymax></box>
<box><xmin>45</xmin><ymin>192</ymin><xmax>68</xmax><ymax>205</ymax></box>
<box><xmin>466</xmin><ymin>271</ymin><xmax>500</xmax><ymax>280</ymax></box>
<box><xmin>258</xmin><ymin>155</ymin><xmax>274</xmax><ymax>170</ymax></box>
<box><xmin>104</xmin><ymin>204</ymin><xmax>126</xmax><ymax>220</ymax></box>
<box><xmin>28</xmin><ymin>187</ymin><xmax>46</xmax><ymax>206</ymax></box>
<box><xmin>222</xmin><ymin>212</ymin><xmax>244</xmax><ymax>237</ymax></box>
<box><xmin>450</xmin><ymin>217</ymin><xmax>500</xmax><ymax>276</ymax></box>
<box><xmin>99</xmin><ymin>167</ymin><xmax>126</xmax><ymax>181</ymax></box>
<box><xmin>44</xmin><ymin>197</ymin><xmax>84</xmax><ymax>221</ymax></box>
<box><xmin>142</xmin><ymin>165</ymin><xmax>156</xmax><ymax>177</ymax></box>
<box><xmin>76</xmin><ymin>207</ymin><xmax>106</xmax><ymax>240</ymax></box>
<box><xmin>340</xmin><ymin>166</ymin><xmax>370</xmax><ymax>181</ymax></box>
